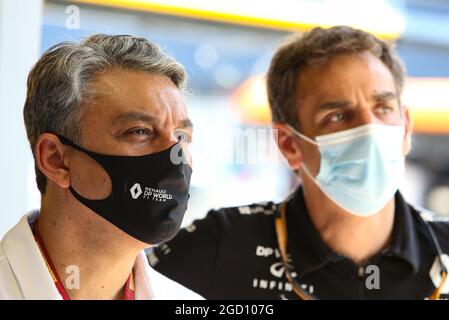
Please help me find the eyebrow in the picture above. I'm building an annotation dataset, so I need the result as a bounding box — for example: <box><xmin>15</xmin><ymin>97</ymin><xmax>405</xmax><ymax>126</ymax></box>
<box><xmin>178</xmin><ymin>118</ymin><xmax>193</xmax><ymax>130</ymax></box>
<box><xmin>318</xmin><ymin>100</ymin><xmax>353</xmax><ymax>111</ymax></box>
<box><xmin>372</xmin><ymin>91</ymin><xmax>397</xmax><ymax>102</ymax></box>
<box><xmin>317</xmin><ymin>91</ymin><xmax>398</xmax><ymax>112</ymax></box>
<box><xmin>112</xmin><ymin>111</ymin><xmax>159</xmax><ymax>126</ymax></box>
<box><xmin>112</xmin><ymin>111</ymin><xmax>193</xmax><ymax>131</ymax></box>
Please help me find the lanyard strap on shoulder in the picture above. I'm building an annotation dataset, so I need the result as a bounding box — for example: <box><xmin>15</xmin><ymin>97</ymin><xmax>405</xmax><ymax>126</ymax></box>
<box><xmin>275</xmin><ymin>201</ymin><xmax>316</xmax><ymax>300</ymax></box>
<box><xmin>414</xmin><ymin>207</ymin><xmax>448</xmax><ymax>300</ymax></box>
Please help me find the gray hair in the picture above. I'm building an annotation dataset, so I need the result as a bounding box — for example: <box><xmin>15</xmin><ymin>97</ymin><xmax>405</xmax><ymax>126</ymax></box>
<box><xmin>23</xmin><ymin>34</ymin><xmax>187</xmax><ymax>194</ymax></box>
<box><xmin>266</xmin><ymin>26</ymin><xmax>405</xmax><ymax>129</ymax></box>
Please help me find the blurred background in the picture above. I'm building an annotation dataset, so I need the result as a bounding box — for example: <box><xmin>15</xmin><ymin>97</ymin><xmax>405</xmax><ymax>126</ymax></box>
<box><xmin>1</xmin><ymin>0</ymin><xmax>449</xmax><ymax>237</ymax></box>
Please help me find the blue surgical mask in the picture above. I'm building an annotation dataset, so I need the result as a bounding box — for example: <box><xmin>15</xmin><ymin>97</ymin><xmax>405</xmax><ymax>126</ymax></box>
<box><xmin>288</xmin><ymin>123</ymin><xmax>406</xmax><ymax>217</ymax></box>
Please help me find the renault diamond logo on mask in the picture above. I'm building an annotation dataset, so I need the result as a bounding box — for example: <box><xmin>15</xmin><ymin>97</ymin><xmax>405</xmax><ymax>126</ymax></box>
<box><xmin>130</xmin><ymin>183</ymin><xmax>143</xmax><ymax>199</ymax></box>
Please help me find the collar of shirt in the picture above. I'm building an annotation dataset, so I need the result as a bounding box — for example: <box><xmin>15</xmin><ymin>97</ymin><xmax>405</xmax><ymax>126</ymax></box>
<box><xmin>1</xmin><ymin>210</ymin><xmax>203</xmax><ymax>300</ymax></box>
<box><xmin>284</xmin><ymin>187</ymin><xmax>421</xmax><ymax>279</ymax></box>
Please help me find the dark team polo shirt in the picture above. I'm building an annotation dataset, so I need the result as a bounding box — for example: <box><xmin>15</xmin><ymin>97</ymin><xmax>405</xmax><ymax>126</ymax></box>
<box><xmin>147</xmin><ymin>187</ymin><xmax>449</xmax><ymax>299</ymax></box>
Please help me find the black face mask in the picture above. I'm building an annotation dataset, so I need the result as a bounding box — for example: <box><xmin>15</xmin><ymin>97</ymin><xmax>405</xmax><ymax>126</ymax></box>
<box><xmin>56</xmin><ymin>135</ymin><xmax>192</xmax><ymax>245</ymax></box>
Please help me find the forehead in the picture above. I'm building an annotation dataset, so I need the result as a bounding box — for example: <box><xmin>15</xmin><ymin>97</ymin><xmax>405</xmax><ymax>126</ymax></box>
<box><xmin>296</xmin><ymin>52</ymin><xmax>396</xmax><ymax>104</ymax></box>
<box><xmin>84</xmin><ymin>68</ymin><xmax>187</xmax><ymax>123</ymax></box>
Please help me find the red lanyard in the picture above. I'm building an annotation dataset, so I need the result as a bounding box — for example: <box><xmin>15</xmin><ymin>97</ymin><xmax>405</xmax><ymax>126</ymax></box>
<box><xmin>123</xmin><ymin>269</ymin><xmax>135</xmax><ymax>300</ymax></box>
<box><xmin>32</xmin><ymin>218</ymin><xmax>135</xmax><ymax>300</ymax></box>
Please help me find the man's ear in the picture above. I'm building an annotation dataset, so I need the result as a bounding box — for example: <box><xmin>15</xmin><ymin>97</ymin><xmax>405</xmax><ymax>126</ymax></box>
<box><xmin>272</xmin><ymin>122</ymin><xmax>303</xmax><ymax>170</ymax></box>
<box><xmin>35</xmin><ymin>133</ymin><xmax>71</xmax><ymax>190</ymax></box>
<box><xmin>402</xmin><ymin>105</ymin><xmax>413</xmax><ymax>155</ymax></box>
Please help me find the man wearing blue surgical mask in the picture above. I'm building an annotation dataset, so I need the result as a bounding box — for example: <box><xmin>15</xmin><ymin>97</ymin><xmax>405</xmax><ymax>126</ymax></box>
<box><xmin>149</xmin><ymin>26</ymin><xmax>449</xmax><ymax>299</ymax></box>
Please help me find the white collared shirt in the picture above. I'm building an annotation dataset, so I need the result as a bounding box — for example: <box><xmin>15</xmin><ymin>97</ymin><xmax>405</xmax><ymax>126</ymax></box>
<box><xmin>0</xmin><ymin>210</ymin><xmax>203</xmax><ymax>300</ymax></box>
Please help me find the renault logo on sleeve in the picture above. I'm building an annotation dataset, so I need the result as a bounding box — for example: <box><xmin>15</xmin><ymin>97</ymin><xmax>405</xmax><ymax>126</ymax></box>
<box><xmin>130</xmin><ymin>183</ymin><xmax>143</xmax><ymax>199</ymax></box>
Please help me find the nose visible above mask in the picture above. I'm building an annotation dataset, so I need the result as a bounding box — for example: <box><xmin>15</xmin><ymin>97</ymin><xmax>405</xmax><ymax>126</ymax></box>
<box><xmin>288</xmin><ymin>123</ymin><xmax>406</xmax><ymax>217</ymax></box>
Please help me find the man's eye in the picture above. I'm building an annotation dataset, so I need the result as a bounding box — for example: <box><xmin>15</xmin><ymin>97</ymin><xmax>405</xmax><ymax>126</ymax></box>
<box><xmin>126</xmin><ymin>128</ymin><xmax>153</xmax><ymax>137</ymax></box>
<box><xmin>376</xmin><ymin>105</ymin><xmax>393</xmax><ymax>115</ymax></box>
<box><xmin>329</xmin><ymin>113</ymin><xmax>345</xmax><ymax>123</ymax></box>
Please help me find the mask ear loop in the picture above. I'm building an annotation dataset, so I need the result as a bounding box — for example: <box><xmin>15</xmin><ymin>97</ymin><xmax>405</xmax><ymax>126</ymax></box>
<box><xmin>54</xmin><ymin>134</ymin><xmax>115</xmax><ymax>202</ymax></box>
<box><xmin>285</xmin><ymin>123</ymin><xmax>319</xmax><ymax>176</ymax></box>
<box><xmin>285</xmin><ymin>124</ymin><xmax>326</xmax><ymax>196</ymax></box>
<box><xmin>285</xmin><ymin>124</ymin><xmax>319</xmax><ymax>146</ymax></box>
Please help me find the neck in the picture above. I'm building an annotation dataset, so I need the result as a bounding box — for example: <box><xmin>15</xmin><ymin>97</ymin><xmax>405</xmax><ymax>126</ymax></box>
<box><xmin>37</xmin><ymin>190</ymin><xmax>146</xmax><ymax>300</ymax></box>
<box><xmin>301</xmin><ymin>178</ymin><xmax>395</xmax><ymax>265</ymax></box>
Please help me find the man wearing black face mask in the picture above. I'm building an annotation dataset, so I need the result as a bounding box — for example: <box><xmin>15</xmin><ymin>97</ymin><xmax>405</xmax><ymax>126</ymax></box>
<box><xmin>0</xmin><ymin>34</ymin><xmax>201</xmax><ymax>300</ymax></box>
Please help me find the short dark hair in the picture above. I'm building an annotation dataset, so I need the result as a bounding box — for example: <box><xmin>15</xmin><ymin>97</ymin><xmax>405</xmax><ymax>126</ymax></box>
<box><xmin>266</xmin><ymin>26</ymin><xmax>405</xmax><ymax>128</ymax></box>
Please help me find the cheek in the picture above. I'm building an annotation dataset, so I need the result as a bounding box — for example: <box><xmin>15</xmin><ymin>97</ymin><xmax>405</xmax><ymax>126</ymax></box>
<box><xmin>298</xmin><ymin>141</ymin><xmax>321</xmax><ymax>176</ymax></box>
<box><xmin>402</xmin><ymin>132</ymin><xmax>412</xmax><ymax>156</ymax></box>
<box><xmin>69</xmin><ymin>152</ymin><xmax>112</xmax><ymax>199</ymax></box>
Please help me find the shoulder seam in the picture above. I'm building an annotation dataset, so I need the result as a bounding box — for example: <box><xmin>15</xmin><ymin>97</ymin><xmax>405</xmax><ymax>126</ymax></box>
<box><xmin>413</xmin><ymin>205</ymin><xmax>449</xmax><ymax>223</ymax></box>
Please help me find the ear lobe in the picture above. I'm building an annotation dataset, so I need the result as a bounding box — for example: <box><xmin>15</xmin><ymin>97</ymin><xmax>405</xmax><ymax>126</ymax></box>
<box><xmin>272</xmin><ymin>122</ymin><xmax>303</xmax><ymax>170</ymax></box>
<box><xmin>35</xmin><ymin>133</ymin><xmax>71</xmax><ymax>190</ymax></box>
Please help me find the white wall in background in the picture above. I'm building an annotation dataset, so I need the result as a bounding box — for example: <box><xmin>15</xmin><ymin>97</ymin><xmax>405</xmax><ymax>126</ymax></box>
<box><xmin>0</xmin><ymin>0</ymin><xmax>43</xmax><ymax>238</ymax></box>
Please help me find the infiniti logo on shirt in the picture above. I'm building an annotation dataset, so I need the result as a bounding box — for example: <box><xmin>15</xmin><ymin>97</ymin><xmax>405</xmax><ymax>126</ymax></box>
<box><xmin>129</xmin><ymin>183</ymin><xmax>173</xmax><ymax>202</ymax></box>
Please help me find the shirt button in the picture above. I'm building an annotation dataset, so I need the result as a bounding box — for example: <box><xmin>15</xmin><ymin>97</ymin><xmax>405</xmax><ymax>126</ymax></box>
<box><xmin>358</xmin><ymin>266</ymin><xmax>365</xmax><ymax>277</ymax></box>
